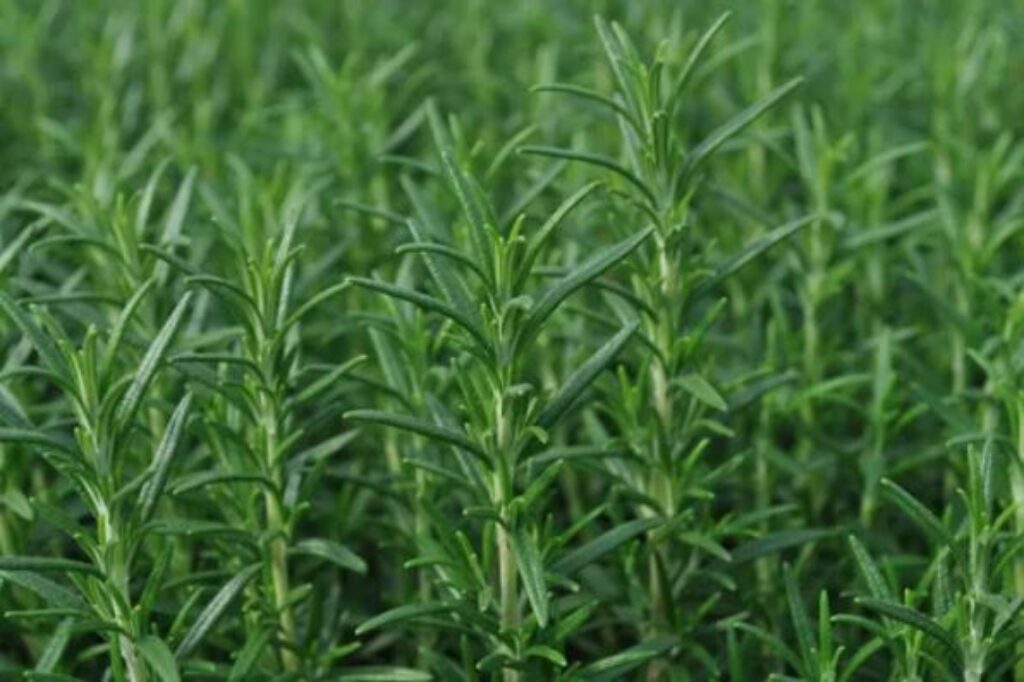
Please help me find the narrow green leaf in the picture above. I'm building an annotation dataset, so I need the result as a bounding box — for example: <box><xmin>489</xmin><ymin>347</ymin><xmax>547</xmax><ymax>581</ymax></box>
<box><xmin>291</xmin><ymin>538</ymin><xmax>367</xmax><ymax>574</ymax></box>
<box><xmin>575</xmin><ymin>637</ymin><xmax>677</xmax><ymax>681</ymax></box>
<box><xmin>168</xmin><ymin>471</ymin><xmax>272</xmax><ymax>496</ymax></box>
<box><xmin>344</xmin><ymin>409</ymin><xmax>486</xmax><ymax>460</ymax></box>
<box><xmin>397</xmin><ymin>241</ymin><xmax>488</xmax><ymax>284</ymax></box>
<box><xmin>727</xmin><ymin>528</ymin><xmax>834</xmax><ymax>565</ymax></box>
<box><xmin>185</xmin><ymin>275</ymin><xmax>259</xmax><ymax>315</ymax></box>
<box><xmin>519</xmin><ymin>227</ymin><xmax>653</xmax><ymax>348</ymax></box>
<box><xmin>0</xmin><ymin>570</ymin><xmax>87</xmax><ymax>611</ymax></box>
<box><xmin>137</xmin><ymin>636</ymin><xmax>180</xmax><ymax>682</ymax></box>
<box><xmin>520</xmin><ymin>181</ymin><xmax>602</xmax><ymax>279</ymax></box>
<box><xmin>668</xmin><ymin>12</ymin><xmax>732</xmax><ymax>114</ymax></box>
<box><xmin>783</xmin><ymin>565</ymin><xmax>815</xmax><ymax>674</ymax></box>
<box><xmin>531</xmin><ymin>83</ymin><xmax>640</xmax><ymax>130</ymax></box>
<box><xmin>696</xmin><ymin>215</ymin><xmax>816</xmax><ymax>294</ymax></box>
<box><xmin>368</xmin><ymin>327</ymin><xmax>410</xmax><ymax>398</ymax></box>
<box><xmin>0</xmin><ymin>428</ymin><xmax>76</xmax><ymax>456</ymax></box>
<box><xmin>683</xmin><ymin>77</ymin><xmax>804</xmax><ymax>175</ymax></box>
<box><xmin>535</xmin><ymin>322</ymin><xmax>638</xmax><ymax>429</ymax></box>
<box><xmin>228</xmin><ymin>628</ymin><xmax>271</xmax><ymax>681</ymax></box>
<box><xmin>101</xmin><ymin>277</ymin><xmax>156</xmax><ymax>381</ymax></box>
<box><xmin>509</xmin><ymin>528</ymin><xmax>549</xmax><ymax>627</ymax></box>
<box><xmin>283</xmin><ymin>280</ymin><xmax>351</xmax><ymax>331</ymax></box>
<box><xmin>34</xmin><ymin>617</ymin><xmax>73</xmax><ymax>673</ymax></box>
<box><xmin>879</xmin><ymin>478</ymin><xmax>949</xmax><ymax>543</ymax></box>
<box><xmin>160</xmin><ymin>168</ymin><xmax>197</xmax><ymax>245</ymax></box>
<box><xmin>336</xmin><ymin>667</ymin><xmax>432</xmax><ymax>682</ymax></box>
<box><xmin>335</xmin><ymin>198</ymin><xmax>405</xmax><ymax>224</ymax></box>
<box><xmin>174</xmin><ymin>563</ymin><xmax>261</xmax><ymax>659</ymax></box>
<box><xmin>518</xmin><ymin>461</ymin><xmax>564</xmax><ymax>513</ymax></box>
<box><xmin>294</xmin><ymin>355</ymin><xmax>367</xmax><ymax>405</ymax></box>
<box><xmin>24</xmin><ymin>673</ymin><xmax>83</xmax><ymax>682</ymax></box>
<box><xmin>426</xmin><ymin>101</ymin><xmax>495</xmax><ymax>276</ymax></box>
<box><xmin>116</xmin><ymin>292</ymin><xmax>194</xmax><ymax>430</ymax></box>
<box><xmin>674</xmin><ymin>373</ymin><xmax>727</xmax><ymax>412</ymax></box>
<box><xmin>0</xmin><ymin>293</ymin><xmax>67</xmax><ymax>378</ymax></box>
<box><xmin>135</xmin><ymin>158</ymin><xmax>172</xmax><ymax>235</ymax></box>
<box><xmin>553</xmin><ymin>517</ymin><xmax>661</xmax><ymax>575</ymax></box>
<box><xmin>0</xmin><ymin>221</ymin><xmax>45</xmax><ymax>277</ymax></box>
<box><xmin>0</xmin><ymin>384</ymin><xmax>31</xmax><ymax>428</ymax></box>
<box><xmin>355</xmin><ymin>602</ymin><xmax>453</xmax><ymax>635</ymax></box>
<box><xmin>0</xmin><ymin>557</ymin><xmax>100</xmax><ymax>576</ymax></box>
<box><xmin>405</xmin><ymin>218</ymin><xmax>482</xmax><ymax>319</ymax></box>
<box><xmin>524</xmin><ymin>645</ymin><xmax>567</xmax><ymax>667</ymax></box>
<box><xmin>855</xmin><ymin>598</ymin><xmax>962</xmax><ymax>667</ymax></box>
<box><xmin>287</xmin><ymin>430</ymin><xmax>361</xmax><ymax>471</ymax></box>
<box><xmin>519</xmin><ymin>146</ymin><xmax>656</xmax><ymax>206</ymax></box>
<box><xmin>348</xmin><ymin>277</ymin><xmax>489</xmax><ymax>352</ymax></box>
<box><xmin>847</xmin><ymin>535</ymin><xmax>891</xmax><ymax>600</ymax></box>
<box><xmin>138</xmin><ymin>393</ymin><xmax>192</xmax><ymax>522</ymax></box>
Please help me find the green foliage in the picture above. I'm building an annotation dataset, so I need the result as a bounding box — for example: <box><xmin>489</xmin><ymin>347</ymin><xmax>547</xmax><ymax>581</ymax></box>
<box><xmin>0</xmin><ymin>1</ymin><xmax>1022</xmax><ymax>680</ymax></box>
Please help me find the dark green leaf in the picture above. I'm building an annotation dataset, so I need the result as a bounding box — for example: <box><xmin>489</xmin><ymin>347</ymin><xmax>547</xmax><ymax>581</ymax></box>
<box><xmin>535</xmin><ymin>322</ymin><xmax>638</xmax><ymax>429</ymax></box>
<box><xmin>291</xmin><ymin>538</ymin><xmax>367</xmax><ymax>574</ymax></box>
<box><xmin>174</xmin><ymin>563</ymin><xmax>261</xmax><ymax>659</ymax></box>
<box><xmin>553</xmin><ymin>517</ymin><xmax>661</xmax><ymax>575</ymax></box>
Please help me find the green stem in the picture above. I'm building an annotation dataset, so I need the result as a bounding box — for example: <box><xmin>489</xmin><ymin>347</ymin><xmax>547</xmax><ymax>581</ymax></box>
<box><xmin>120</xmin><ymin>636</ymin><xmax>147</xmax><ymax>682</ymax></box>
<box><xmin>266</xmin><ymin>492</ymin><xmax>298</xmax><ymax>671</ymax></box>
<box><xmin>497</xmin><ymin>519</ymin><xmax>519</xmax><ymax>682</ymax></box>
<box><xmin>100</xmin><ymin>509</ymin><xmax>148</xmax><ymax>682</ymax></box>
<box><xmin>494</xmin><ymin>390</ymin><xmax>520</xmax><ymax>682</ymax></box>
<box><xmin>259</xmin><ymin>377</ymin><xmax>298</xmax><ymax>672</ymax></box>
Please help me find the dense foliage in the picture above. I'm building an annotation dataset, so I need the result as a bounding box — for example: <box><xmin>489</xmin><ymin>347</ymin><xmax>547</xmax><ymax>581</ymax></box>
<box><xmin>1</xmin><ymin>1</ymin><xmax>1023</xmax><ymax>680</ymax></box>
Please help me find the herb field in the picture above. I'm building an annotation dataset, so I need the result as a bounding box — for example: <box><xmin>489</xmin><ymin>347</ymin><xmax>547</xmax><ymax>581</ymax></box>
<box><xmin>1</xmin><ymin>1</ymin><xmax>1023</xmax><ymax>680</ymax></box>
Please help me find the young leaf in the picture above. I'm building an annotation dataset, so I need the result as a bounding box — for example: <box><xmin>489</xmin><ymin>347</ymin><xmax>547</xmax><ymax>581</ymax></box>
<box><xmin>426</xmin><ymin>101</ymin><xmax>496</xmax><ymax>277</ymax></box>
<box><xmin>667</xmin><ymin>11</ymin><xmax>732</xmax><ymax>113</ymax></box>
